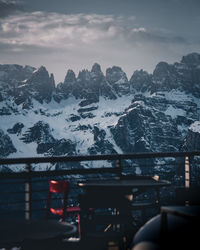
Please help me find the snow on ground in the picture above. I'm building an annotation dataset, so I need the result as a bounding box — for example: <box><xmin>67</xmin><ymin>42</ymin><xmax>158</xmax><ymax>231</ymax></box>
<box><xmin>164</xmin><ymin>90</ymin><xmax>191</xmax><ymax>102</ymax></box>
<box><xmin>0</xmin><ymin>95</ymin><xmax>133</xmax><ymax>158</ymax></box>
<box><xmin>189</xmin><ymin>121</ymin><xmax>200</xmax><ymax>133</ymax></box>
<box><xmin>1</xmin><ymin>89</ymin><xmax>200</xmax><ymax>168</ymax></box>
<box><xmin>164</xmin><ymin>105</ymin><xmax>186</xmax><ymax>119</ymax></box>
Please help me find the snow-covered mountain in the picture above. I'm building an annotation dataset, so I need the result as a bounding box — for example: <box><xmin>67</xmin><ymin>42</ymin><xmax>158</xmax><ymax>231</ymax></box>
<box><xmin>1</xmin><ymin>53</ymin><xmax>200</xmax><ymax>171</ymax></box>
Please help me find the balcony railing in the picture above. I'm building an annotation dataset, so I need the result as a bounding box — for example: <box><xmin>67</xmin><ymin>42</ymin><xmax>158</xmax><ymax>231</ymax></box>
<box><xmin>0</xmin><ymin>151</ymin><xmax>200</xmax><ymax>221</ymax></box>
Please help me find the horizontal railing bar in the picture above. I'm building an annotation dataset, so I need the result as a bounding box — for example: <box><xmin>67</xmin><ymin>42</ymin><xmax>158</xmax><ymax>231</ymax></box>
<box><xmin>123</xmin><ymin>162</ymin><xmax>184</xmax><ymax>169</ymax></box>
<box><xmin>30</xmin><ymin>199</ymin><xmax>46</xmax><ymax>203</ymax></box>
<box><xmin>29</xmin><ymin>208</ymin><xmax>45</xmax><ymax>212</ymax></box>
<box><xmin>0</xmin><ymin>180</ymin><xmax>25</xmax><ymax>184</ymax></box>
<box><xmin>0</xmin><ymin>189</ymin><xmax>47</xmax><ymax>195</ymax></box>
<box><xmin>1</xmin><ymin>151</ymin><xmax>200</xmax><ymax>165</ymax></box>
<box><xmin>0</xmin><ymin>167</ymin><xmax>119</xmax><ymax>179</ymax></box>
<box><xmin>0</xmin><ymin>191</ymin><xmax>26</xmax><ymax>195</ymax></box>
<box><xmin>0</xmin><ymin>210</ymin><xmax>25</xmax><ymax>214</ymax></box>
<box><xmin>0</xmin><ymin>196</ymin><xmax>63</xmax><ymax>205</ymax></box>
<box><xmin>28</xmin><ymin>189</ymin><xmax>47</xmax><ymax>193</ymax></box>
<box><xmin>29</xmin><ymin>177</ymin><xmax>89</xmax><ymax>183</ymax></box>
<box><xmin>0</xmin><ymin>200</ymin><xmax>25</xmax><ymax>205</ymax></box>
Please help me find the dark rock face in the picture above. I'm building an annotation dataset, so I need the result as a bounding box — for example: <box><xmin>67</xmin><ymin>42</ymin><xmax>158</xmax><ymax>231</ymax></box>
<box><xmin>56</xmin><ymin>63</ymin><xmax>116</xmax><ymax>106</ymax></box>
<box><xmin>69</xmin><ymin>114</ymin><xmax>81</xmax><ymax>122</ymax></box>
<box><xmin>0</xmin><ymin>64</ymin><xmax>35</xmax><ymax>84</ymax></box>
<box><xmin>129</xmin><ymin>70</ymin><xmax>152</xmax><ymax>92</ymax></box>
<box><xmin>7</xmin><ymin>123</ymin><xmax>24</xmax><ymax>135</ymax></box>
<box><xmin>77</xmin><ymin>106</ymin><xmax>98</xmax><ymax>113</ymax></box>
<box><xmin>20</xmin><ymin>121</ymin><xmax>55</xmax><ymax>144</ymax></box>
<box><xmin>37</xmin><ymin>138</ymin><xmax>76</xmax><ymax>156</ymax></box>
<box><xmin>0</xmin><ymin>129</ymin><xmax>16</xmax><ymax>157</ymax></box>
<box><xmin>80</xmin><ymin>112</ymin><xmax>96</xmax><ymax>119</ymax></box>
<box><xmin>129</xmin><ymin>53</ymin><xmax>200</xmax><ymax>97</ymax></box>
<box><xmin>181</xmin><ymin>122</ymin><xmax>200</xmax><ymax>151</ymax></box>
<box><xmin>0</xmin><ymin>64</ymin><xmax>35</xmax><ymax>103</ymax></box>
<box><xmin>106</xmin><ymin>66</ymin><xmax>130</xmax><ymax>96</ymax></box>
<box><xmin>152</xmin><ymin>62</ymin><xmax>179</xmax><ymax>91</ymax></box>
<box><xmin>20</xmin><ymin>121</ymin><xmax>76</xmax><ymax>156</ymax></box>
<box><xmin>64</xmin><ymin>70</ymin><xmax>76</xmax><ymax>85</ymax></box>
<box><xmin>0</xmin><ymin>65</ymin><xmax>55</xmax><ymax>107</ymax></box>
<box><xmin>0</xmin><ymin>107</ymin><xmax>12</xmax><ymax>115</ymax></box>
<box><xmin>26</xmin><ymin>66</ymin><xmax>55</xmax><ymax>103</ymax></box>
<box><xmin>181</xmin><ymin>53</ymin><xmax>200</xmax><ymax>67</ymax></box>
<box><xmin>56</xmin><ymin>69</ymin><xmax>77</xmax><ymax>99</ymax></box>
<box><xmin>90</xmin><ymin>63</ymin><xmax>117</xmax><ymax>100</ymax></box>
<box><xmin>88</xmin><ymin>126</ymin><xmax>117</xmax><ymax>155</ymax></box>
<box><xmin>75</xmin><ymin>124</ymin><xmax>92</xmax><ymax>131</ymax></box>
<box><xmin>111</xmin><ymin>96</ymin><xmax>183</xmax><ymax>153</ymax></box>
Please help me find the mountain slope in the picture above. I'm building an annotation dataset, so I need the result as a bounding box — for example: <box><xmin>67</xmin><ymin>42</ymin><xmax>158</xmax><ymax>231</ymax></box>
<box><xmin>0</xmin><ymin>53</ymin><xmax>200</xmax><ymax>171</ymax></box>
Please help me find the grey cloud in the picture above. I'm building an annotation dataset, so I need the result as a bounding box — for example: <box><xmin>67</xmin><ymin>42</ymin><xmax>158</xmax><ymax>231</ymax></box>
<box><xmin>126</xmin><ymin>28</ymin><xmax>189</xmax><ymax>46</ymax></box>
<box><xmin>0</xmin><ymin>11</ymin><xmax>190</xmax><ymax>52</ymax></box>
<box><xmin>0</xmin><ymin>42</ymin><xmax>54</xmax><ymax>54</ymax></box>
<box><xmin>0</xmin><ymin>12</ymin><xmax>119</xmax><ymax>49</ymax></box>
<box><xmin>0</xmin><ymin>10</ymin><xmax>198</xmax><ymax>83</ymax></box>
<box><xmin>0</xmin><ymin>0</ymin><xmax>23</xmax><ymax>18</ymax></box>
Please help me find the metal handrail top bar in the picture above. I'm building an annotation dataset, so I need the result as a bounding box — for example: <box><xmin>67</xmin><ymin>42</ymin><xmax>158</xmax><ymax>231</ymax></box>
<box><xmin>0</xmin><ymin>151</ymin><xmax>200</xmax><ymax>165</ymax></box>
<box><xmin>0</xmin><ymin>167</ymin><xmax>119</xmax><ymax>179</ymax></box>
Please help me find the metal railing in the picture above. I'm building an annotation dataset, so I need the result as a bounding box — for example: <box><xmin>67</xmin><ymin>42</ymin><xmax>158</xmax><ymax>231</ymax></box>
<box><xmin>0</xmin><ymin>151</ymin><xmax>200</xmax><ymax>220</ymax></box>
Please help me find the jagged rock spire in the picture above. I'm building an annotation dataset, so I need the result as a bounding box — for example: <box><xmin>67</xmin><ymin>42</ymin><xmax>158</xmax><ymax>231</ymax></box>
<box><xmin>64</xmin><ymin>69</ymin><xmax>76</xmax><ymax>84</ymax></box>
<box><xmin>26</xmin><ymin>66</ymin><xmax>55</xmax><ymax>102</ymax></box>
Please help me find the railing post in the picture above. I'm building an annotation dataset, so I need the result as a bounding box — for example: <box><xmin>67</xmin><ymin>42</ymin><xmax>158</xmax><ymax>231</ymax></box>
<box><xmin>116</xmin><ymin>158</ymin><xmax>122</xmax><ymax>179</ymax></box>
<box><xmin>25</xmin><ymin>163</ymin><xmax>32</xmax><ymax>220</ymax></box>
<box><xmin>185</xmin><ymin>156</ymin><xmax>190</xmax><ymax>188</ymax></box>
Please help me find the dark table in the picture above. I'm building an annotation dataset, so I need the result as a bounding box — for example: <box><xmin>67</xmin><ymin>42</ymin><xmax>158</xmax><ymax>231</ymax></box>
<box><xmin>0</xmin><ymin>219</ymin><xmax>76</xmax><ymax>248</ymax></box>
<box><xmin>78</xmin><ymin>177</ymin><xmax>171</xmax><ymax>203</ymax></box>
<box><xmin>78</xmin><ymin>177</ymin><xmax>171</xmax><ymax>216</ymax></box>
<box><xmin>78</xmin><ymin>177</ymin><xmax>170</xmax><ymax>190</ymax></box>
<box><xmin>78</xmin><ymin>177</ymin><xmax>171</xmax><ymax>241</ymax></box>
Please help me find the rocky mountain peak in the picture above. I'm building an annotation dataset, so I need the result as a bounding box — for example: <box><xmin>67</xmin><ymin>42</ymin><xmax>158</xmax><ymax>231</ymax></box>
<box><xmin>181</xmin><ymin>53</ymin><xmax>200</xmax><ymax>67</ymax></box>
<box><xmin>151</xmin><ymin>61</ymin><xmax>179</xmax><ymax>92</ymax></box>
<box><xmin>91</xmin><ymin>63</ymin><xmax>102</xmax><ymax>74</ymax></box>
<box><xmin>153</xmin><ymin>62</ymin><xmax>173</xmax><ymax>78</ymax></box>
<box><xmin>24</xmin><ymin>65</ymin><xmax>35</xmax><ymax>73</ymax></box>
<box><xmin>130</xmin><ymin>69</ymin><xmax>152</xmax><ymax>92</ymax></box>
<box><xmin>55</xmin><ymin>69</ymin><xmax>77</xmax><ymax>101</ymax></box>
<box><xmin>91</xmin><ymin>63</ymin><xmax>104</xmax><ymax>83</ymax></box>
<box><xmin>78</xmin><ymin>69</ymin><xmax>91</xmax><ymax>82</ymax></box>
<box><xmin>26</xmin><ymin>66</ymin><xmax>55</xmax><ymax>102</ymax></box>
<box><xmin>106</xmin><ymin>66</ymin><xmax>127</xmax><ymax>83</ymax></box>
<box><xmin>50</xmin><ymin>73</ymin><xmax>55</xmax><ymax>88</ymax></box>
<box><xmin>37</xmin><ymin>66</ymin><xmax>47</xmax><ymax>73</ymax></box>
<box><xmin>0</xmin><ymin>64</ymin><xmax>35</xmax><ymax>83</ymax></box>
<box><xmin>64</xmin><ymin>69</ymin><xmax>76</xmax><ymax>84</ymax></box>
<box><xmin>28</xmin><ymin>66</ymin><xmax>50</xmax><ymax>84</ymax></box>
<box><xmin>106</xmin><ymin>66</ymin><xmax>129</xmax><ymax>95</ymax></box>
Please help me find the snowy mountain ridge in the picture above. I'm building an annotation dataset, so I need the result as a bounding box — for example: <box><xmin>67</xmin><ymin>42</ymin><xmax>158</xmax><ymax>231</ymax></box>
<box><xmin>1</xmin><ymin>52</ymin><xmax>200</xmax><ymax>171</ymax></box>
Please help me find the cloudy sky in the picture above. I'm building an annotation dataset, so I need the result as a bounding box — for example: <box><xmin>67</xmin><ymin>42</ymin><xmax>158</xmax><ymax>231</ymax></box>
<box><xmin>0</xmin><ymin>0</ymin><xmax>200</xmax><ymax>83</ymax></box>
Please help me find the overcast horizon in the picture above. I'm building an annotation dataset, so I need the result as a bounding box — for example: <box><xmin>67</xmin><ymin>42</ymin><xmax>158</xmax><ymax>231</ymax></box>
<box><xmin>0</xmin><ymin>0</ymin><xmax>200</xmax><ymax>83</ymax></box>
